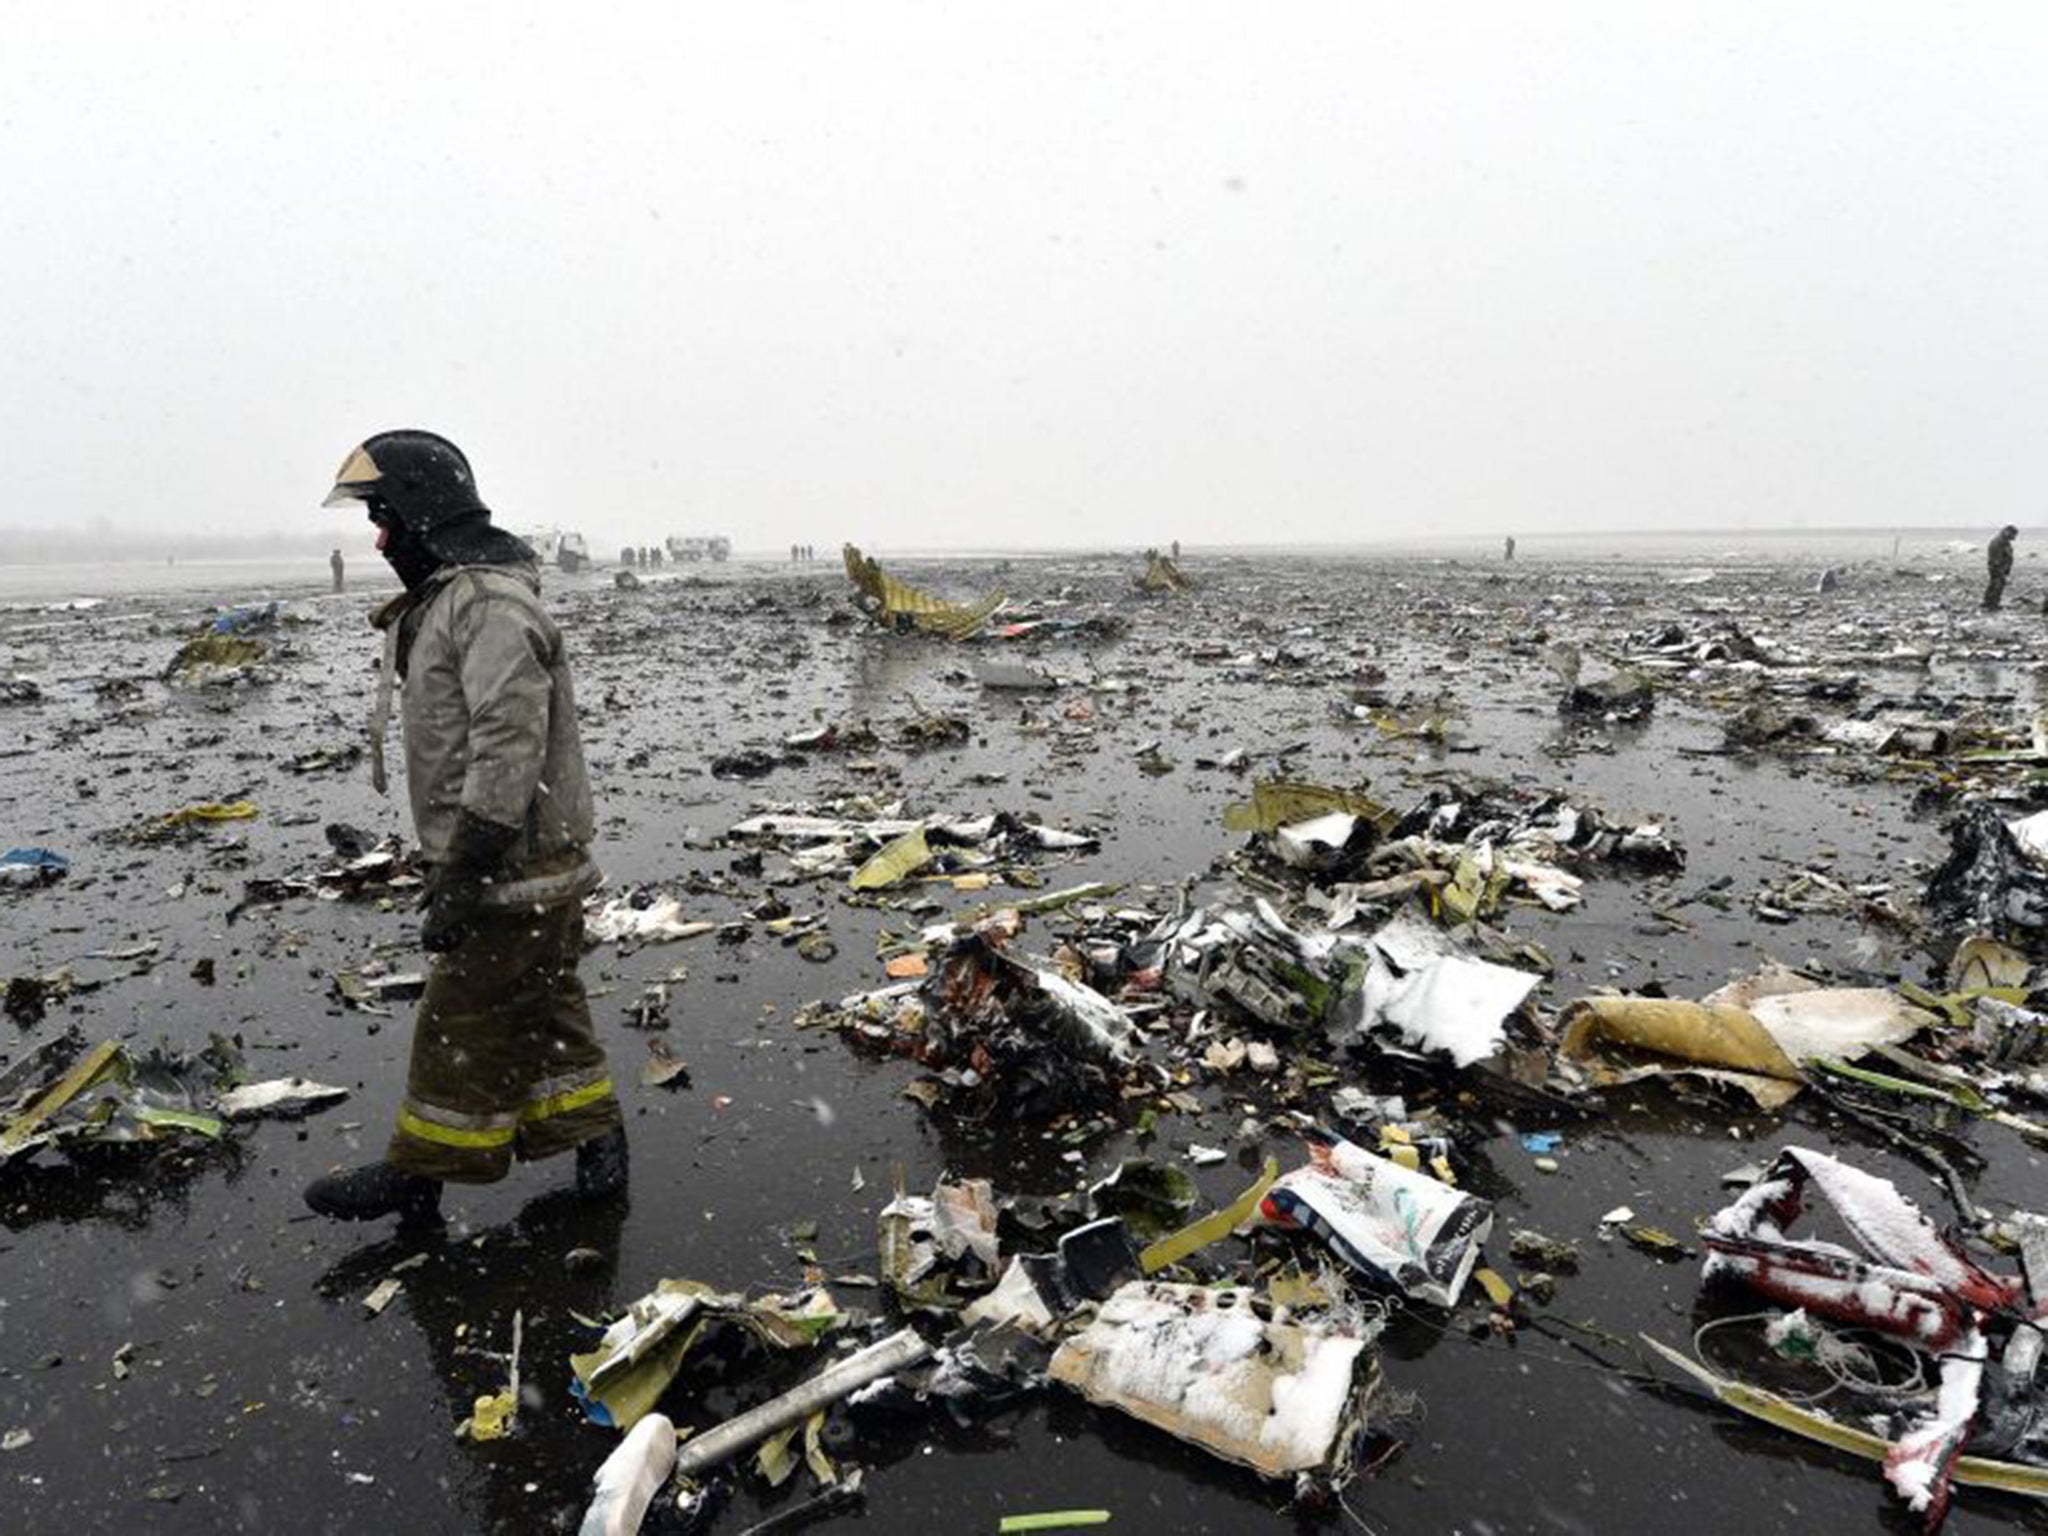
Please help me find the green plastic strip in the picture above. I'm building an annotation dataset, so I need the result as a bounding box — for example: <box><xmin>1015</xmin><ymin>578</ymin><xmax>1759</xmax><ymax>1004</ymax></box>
<box><xmin>998</xmin><ymin>1514</ymin><xmax>1112</xmax><ymax>1533</ymax></box>
<box><xmin>1139</xmin><ymin>1157</ymin><xmax>1278</xmax><ymax>1274</ymax></box>
<box><xmin>1642</xmin><ymin>1334</ymin><xmax>2048</xmax><ymax>1500</ymax></box>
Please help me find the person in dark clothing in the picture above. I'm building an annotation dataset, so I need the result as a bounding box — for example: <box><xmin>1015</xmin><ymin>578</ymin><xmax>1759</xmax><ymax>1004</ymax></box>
<box><xmin>330</xmin><ymin>547</ymin><xmax>345</xmax><ymax>592</ymax></box>
<box><xmin>1986</xmin><ymin>525</ymin><xmax>2018</xmax><ymax>611</ymax></box>
<box><xmin>304</xmin><ymin>430</ymin><xmax>625</xmax><ymax>1224</ymax></box>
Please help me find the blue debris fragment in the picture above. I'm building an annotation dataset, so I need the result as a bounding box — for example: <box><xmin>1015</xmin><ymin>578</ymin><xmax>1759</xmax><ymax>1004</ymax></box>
<box><xmin>0</xmin><ymin>847</ymin><xmax>68</xmax><ymax>887</ymax></box>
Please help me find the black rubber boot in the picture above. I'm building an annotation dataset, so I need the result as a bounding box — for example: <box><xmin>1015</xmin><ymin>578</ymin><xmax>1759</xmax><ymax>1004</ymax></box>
<box><xmin>303</xmin><ymin>1162</ymin><xmax>444</xmax><ymax>1223</ymax></box>
<box><xmin>574</xmin><ymin>1127</ymin><xmax>629</xmax><ymax>1199</ymax></box>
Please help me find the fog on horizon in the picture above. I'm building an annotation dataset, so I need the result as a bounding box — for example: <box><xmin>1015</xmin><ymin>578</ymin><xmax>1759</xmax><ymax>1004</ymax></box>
<box><xmin>3</xmin><ymin>4</ymin><xmax>2045</xmax><ymax>553</ymax></box>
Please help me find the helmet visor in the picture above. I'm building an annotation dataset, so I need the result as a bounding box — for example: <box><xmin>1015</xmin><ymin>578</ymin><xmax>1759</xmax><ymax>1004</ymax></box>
<box><xmin>321</xmin><ymin>444</ymin><xmax>382</xmax><ymax>507</ymax></box>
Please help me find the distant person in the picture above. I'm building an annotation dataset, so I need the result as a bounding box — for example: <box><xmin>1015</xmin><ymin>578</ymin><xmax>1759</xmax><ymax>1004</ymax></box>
<box><xmin>305</xmin><ymin>429</ymin><xmax>624</xmax><ymax>1223</ymax></box>
<box><xmin>620</xmin><ymin>545</ymin><xmax>635</xmax><ymax>567</ymax></box>
<box><xmin>1504</xmin><ymin>536</ymin><xmax>1516</xmax><ymax>562</ymax></box>
<box><xmin>1986</xmin><ymin>525</ymin><xmax>2018</xmax><ymax>611</ymax></box>
<box><xmin>649</xmin><ymin>546</ymin><xmax>663</xmax><ymax>567</ymax></box>
<box><xmin>329</xmin><ymin>547</ymin><xmax>344</xmax><ymax>592</ymax></box>
<box><xmin>1171</xmin><ymin>539</ymin><xmax>1181</xmax><ymax>561</ymax></box>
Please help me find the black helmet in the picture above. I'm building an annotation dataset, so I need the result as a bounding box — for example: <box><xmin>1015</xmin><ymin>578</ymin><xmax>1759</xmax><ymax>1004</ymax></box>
<box><xmin>323</xmin><ymin>429</ymin><xmax>532</xmax><ymax>582</ymax></box>
<box><xmin>323</xmin><ymin>430</ymin><xmax>485</xmax><ymax>530</ymax></box>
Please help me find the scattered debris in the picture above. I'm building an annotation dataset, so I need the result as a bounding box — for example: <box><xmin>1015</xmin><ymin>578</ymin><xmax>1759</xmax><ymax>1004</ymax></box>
<box><xmin>1926</xmin><ymin>806</ymin><xmax>2048</xmax><ymax>942</ymax></box>
<box><xmin>803</xmin><ymin>911</ymin><xmax>1136</xmax><ymax>1120</ymax></box>
<box><xmin>0</xmin><ymin>1035</ymin><xmax>240</xmax><ymax>1164</ymax></box>
<box><xmin>1653</xmin><ymin>1146</ymin><xmax>2048</xmax><ymax>1524</ymax></box>
<box><xmin>1549</xmin><ymin>643</ymin><xmax>1654</xmax><ymax>721</ymax></box>
<box><xmin>23</xmin><ymin>542</ymin><xmax>2048</xmax><ymax>1530</ymax></box>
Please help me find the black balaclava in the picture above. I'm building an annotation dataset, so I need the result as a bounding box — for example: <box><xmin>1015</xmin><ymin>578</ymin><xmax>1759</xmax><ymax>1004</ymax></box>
<box><xmin>323</xmin><ymin>430</ymin><xmax>534</xmax><ymax>591</ymax></box>
<box><xmin>366</xmin><ymin>494</ymin><xmax>443</xmax><ymax>590</ymax></box>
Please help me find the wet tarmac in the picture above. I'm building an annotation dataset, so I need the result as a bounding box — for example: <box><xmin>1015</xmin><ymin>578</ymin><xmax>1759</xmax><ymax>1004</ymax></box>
<box><xmin>3</xmin><ymin>548</ymin><xmax>2046</xmax><ymax>1533</ymax></box>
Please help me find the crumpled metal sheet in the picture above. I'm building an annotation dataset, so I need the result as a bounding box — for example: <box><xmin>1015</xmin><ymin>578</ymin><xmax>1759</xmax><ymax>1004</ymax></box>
<box><xmin>843</xmin><ymin>545</ymin><xmax>1004</xmax><ymax>640</ymax></box>
<box><xmin>879</xmin><ymin>1176</ymin><xmax>1002</xmax><ymax>1313</ymax></box>
<box><xmin>1222</xmin><ymin>779</ymin><xmax>1397</xmax><ymax>838</ymax></box>
<box><xmin>0</xmin><ymin>1033</ymin><xmax>239</xmax><ymax>1164</ymax></box>
<box><xmin>568</xmin><ymin>1279</ymin><xmax>845</xmax><ymax>1430</ymax></box>
<box><xmin>1701</xmin><ymin>1145</ymin><xmax>2023</xmax><ymax>1349</ymax></box>
<box><xmin>1134</xmin><ymin>554</ymin><xmax>1192</xmax><ymax>594</ymax></box>
<box><xmin>1556</xmin><ymin>978</ymin><xmax>1933</xmax><ymax>1109</ymax></box>
<box><xmin>1686</xmin><ymin>1147</ymin><xmax>2048</xmax><ymax>1521</ymax></box>
<box><xmin>1346</xmin><ymin>914</ymin><xmax>1541</xmax><ymax>1066</ymax></box>
<box><xmin>1048</xmin><ymin>1280</ymin><xmax>1376</xmax><ymax>1481</ymax></box>
<box><xmin>1927</xmin><ymin>806</ymin><xmax>2048</xmax><ymax>943</ymax></box>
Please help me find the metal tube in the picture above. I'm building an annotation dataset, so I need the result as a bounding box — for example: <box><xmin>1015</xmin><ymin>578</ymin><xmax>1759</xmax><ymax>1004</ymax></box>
<box><xmin>670</xmin><ymin>1328</ymin><xmax>931</xmax><ymax>1480</ymax></box>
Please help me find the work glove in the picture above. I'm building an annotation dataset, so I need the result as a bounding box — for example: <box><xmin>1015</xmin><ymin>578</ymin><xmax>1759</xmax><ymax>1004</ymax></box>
<box><xmin>420</xmin><ymin>810</ymin><xmax>522</xmax><ymax>953</ymax></box>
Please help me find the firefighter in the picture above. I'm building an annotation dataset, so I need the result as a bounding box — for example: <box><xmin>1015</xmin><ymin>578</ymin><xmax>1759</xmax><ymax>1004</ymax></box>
<box><xmin>306</xmin><ymin>430</ymin><xmax>625</xmax><ymax>1222</ymax></box>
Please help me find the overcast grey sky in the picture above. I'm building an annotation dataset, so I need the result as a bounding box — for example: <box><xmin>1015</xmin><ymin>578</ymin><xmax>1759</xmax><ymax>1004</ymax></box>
<box><xmin>2</xmin><ymin>4</ymin><xmax>2045</xmax><ymax>550</ymax></box>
